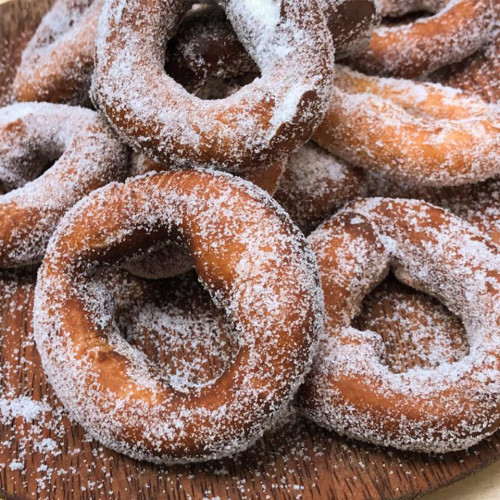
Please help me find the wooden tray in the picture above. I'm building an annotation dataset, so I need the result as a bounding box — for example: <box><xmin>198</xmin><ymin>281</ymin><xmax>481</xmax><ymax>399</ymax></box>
<box><xmin>0</xmin><ymin>2</ymin><xmax>499</xmax><ymax>499</ymax></box>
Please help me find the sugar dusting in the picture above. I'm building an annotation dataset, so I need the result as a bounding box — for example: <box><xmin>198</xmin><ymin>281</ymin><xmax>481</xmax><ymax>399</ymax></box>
<box><xmin>303</xmin><ymin>198</ymin><xmax>500</xmax><ymax>453</ymax></box>
<box><xmin>33</xmin><ymin>170</ymin><xmax>323</xmax><ymax>464</ymax></box>
<box><xmin>313</xmin><ymin>65</ymin><xmax>500</xmax><ymax>187</ymax></box>
<box><xmin>352</xmin><ymin>0</ymin><xmax>496</xmax><ymax>77</ymax></box>
<box><xmin>0</xmin><ymin>102</ymin><xmax>128</xmax><ymax>267</ymax></box>
<box><xmin>92</xmin><ymin>0</ymin><xmax>334</xmax><ymax>171</ymax></box>
<box><xmin>274</xmin><ymin>143</ymin><xmax>366</xmax><ymax>233</ymax></box>
<box><xmin>14</xmin><ymin>0</ymin><xmax>103</xmax><ymax>105</ymax></box>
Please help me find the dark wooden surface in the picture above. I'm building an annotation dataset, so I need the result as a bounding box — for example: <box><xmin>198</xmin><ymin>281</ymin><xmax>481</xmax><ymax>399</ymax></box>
<box><xmin>0</xmin><ymin>1</ymin><xmax>499</xmax><ymax>499</ymax></box>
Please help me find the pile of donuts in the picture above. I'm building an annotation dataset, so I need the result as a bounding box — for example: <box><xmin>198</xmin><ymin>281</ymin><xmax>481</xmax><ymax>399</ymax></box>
<box><xmin>1</xmin><ymin>0</ymin><xmax>499</xmax><ymax>465</ymax></box>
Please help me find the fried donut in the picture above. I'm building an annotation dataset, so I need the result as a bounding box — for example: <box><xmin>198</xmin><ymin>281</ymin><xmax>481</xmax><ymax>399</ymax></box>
<box><xmin>299</xmin><ymin>198</ymin><xmax>500</xmax><ymax>453</ymax></box>
<box><xmin>167</xmin><ymin>0</ymin><xmax>378</xmax><ymax>90</ymax></box>
<box><xmin>313</xmin><ymin>66</ymin><xmax>500</xmax><ymax>187</ymax></box>
<box><xmin>274</xmin><ymin>143</ymin><xmax>366</xmax><ymax>233</ymax></box>
<box><xmin>0</xmin><ymin>102</ymin><xmax>128</xmax><ymax>267</ymax></box>
<box><xmin>15</xmin><ymin>0</ymin><xmax>377</xmax><ymax>106</ymax></box>
<box><xmin>352</xmin><ymin>0</ymin><xmax>496</xmax><ymax>77</ymax></box>
<box><xmin>92</xmin><ymin>0</ymin><xmax>334</xmax><ymax>171</ymax></box>
<box><xmin>13</xmin><ymin>0</ymin><xmax>104</xmax><ymax>105</ymax></box>
<box><xmin>33</xmin><ymin>169</ymin><xmax>322</xmax><ymax>463</ymax></box>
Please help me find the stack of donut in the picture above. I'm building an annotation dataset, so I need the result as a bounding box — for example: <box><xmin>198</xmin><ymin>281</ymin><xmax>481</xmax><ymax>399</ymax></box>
<box><xmin>0</xmin><ymin>0</ymin><xmax>498</xmax><ymax>463</ymax></box>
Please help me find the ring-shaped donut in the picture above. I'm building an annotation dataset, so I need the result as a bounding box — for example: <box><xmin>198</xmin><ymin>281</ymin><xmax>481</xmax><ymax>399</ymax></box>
<box><xmin>299</xmin><ymin>197</ymin><xmax>500</xmax><ymax>453</ymax></box>
<box><xmin>13</xmin><ymin>0</ymin><xmax>104</xmax><ymax>105</ymax></box>
<box><xmin>15</xmin><ymin>0</ymin><xmax>377</xmax><ymax>106</ymax></box>
<box><xmin>92</xmin><ymin>0</ymin><xmax>334</xmax><ymax>171</ymax></box>
<box><xmin>353</xmin><ymin>0</ymin><xmax>495</xmax><ymax>77</ymax></box>
<box><xmin>33</xmin><ymin>169</ymin><xmax>322</xmax><ymax>463</ymax></box>
<box><xmin>0</xmin><ymin>102</ymin><xmax>128</xmax><ymax>267</ymax></box>
<box><xmin>313</xmin><ymin>66</ymin><xmax>500</xmax><ymax>187</ymax></box>
<box><xmin>167</xmin><ymin>1</ymin><xmax>378</xmax><ymax>91</ymax></box>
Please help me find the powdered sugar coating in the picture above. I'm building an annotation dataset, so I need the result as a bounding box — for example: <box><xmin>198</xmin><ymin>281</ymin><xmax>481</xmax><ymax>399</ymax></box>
<box><xmin>300</xmin><ymin>197</ymin><xmax>500</xmax><ymax>453</ymax></box>
<box><xmin>274</xmin><ymin>142</ymin><xmax>366</xmax><ymax>233</ymax></box>
<box><xmin>352</xmin><ymin>0</ymin><xmax>496</xmax><ymax>77</ymax></box>
<box><xmin>92</xmin><ymin>0</ymin><xmax>334</xmax><ymax>172</ymax></box>
<box><xmin>431</xmin><ymin>14</ymin><xmax>500</xmax><ymax>103</ymax></box>
<box><xmin>313</xmin><ymin>65</ymin><xmax>500</xmax><ymax>187</ymax></box>
<box><xmin>366</xmin><ymin>171</ymin><xmax>500</xmax><ymax>246</ymax></box>
<box><xmin>14</xmin><ymin>0</ymin><xmax>103</xmax><ymax>105</ymax></box>
<box><xmin>0</xmin><ymin>102</ymin><xmax>128</xmax><ymax>267</ymax></box>
<box><xmin>33</xmin><ymin>169</ymin><xmax>323</xmax><ymax>464</ymax></box>
<box><xmin>167</xmin><ymin>0</ymin><xmax>378</xmax><ymax>92</ymax></box>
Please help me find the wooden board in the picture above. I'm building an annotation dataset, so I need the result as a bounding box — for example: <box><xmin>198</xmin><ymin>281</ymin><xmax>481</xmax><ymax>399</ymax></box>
<box><xmin>0</xmin><ymin>2</ymin><xmax>499</xmax><ymax>499</ymax></box>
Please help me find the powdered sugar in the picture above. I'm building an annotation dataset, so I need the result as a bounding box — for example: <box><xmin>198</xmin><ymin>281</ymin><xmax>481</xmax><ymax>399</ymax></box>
<box><xmin>92</xmin><ymin>0</ymin><xmax>334</xmax><ymax>172</ymax></box>
<box><xmin>14</xmin><ymin>0</ymin><xmax>103</xmax><ymax>105</ymax></box>
<box><xmin>0</xmin><ymin>102</ymin><xmax>129</xmax><ymax>267</ymax></box>
<box><xmin>313</xmin><ymin>65</ymin><xmax>500</xmax><ymax>187</ymax></box>
<box><xmin>302</xmin><ymin>198</ymin><xmax>500</xmax><ymax>453</ymax></box>
<box><xmin>353</xmin><ymin>0</ymin><xmax>496</xmax><ymax>77</ymax></box>
<box><xmin>274</xmin><ymin>143</ymin><xmax>366</xmax><ymax>232</ymax></box>
<box><xmin>33</xmin><ymin>170</ymin><xmax>323</xmax><ymax>464</ymax></box>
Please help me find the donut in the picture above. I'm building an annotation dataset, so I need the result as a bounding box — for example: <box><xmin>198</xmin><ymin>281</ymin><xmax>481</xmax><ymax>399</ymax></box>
<box><xmin>33</xmin><ymin>169</ymin><xmax>323</xmax><ymax>463</ymax></box>
<box><xmin>15</xmin><ymin>0</ymin><xmax>377</xmax><ymax>106</ymax></box>
<box><xmin>167</xmin><ymin>0</ymin><xmax>378</xmax><ymax>91</ymax></box>
<box><xmin>0</xmin><ymin>102</ymin><xmax>128</xmax><ymax>267</ymax></box>
<box><xmin>313</xmin><ymin>65</ymin><xmax>500</xmax><ymax>187</ymax></box>
<box><xmin>299</xmin><ymin>197</ymin><xmax>500</xmax><ymax>453</ymax></box>
<box><xmin>274</xmin><ymin>143</ymin><xmax>366</xmax><ymax>233</ymax></box>
<box><xmin>13</xmin><ymin>0</ymin><xmax>104</xmax><ymax>105</ymax></box>
<box><xmin>352</xmin><ymin>0</ymin><xmax>496</xmax><ymax>77</ymax></box>
<box><xmin>91</xmin><ymin>0</ymin><xmax>335</xmax><ymax>172</ymax></box>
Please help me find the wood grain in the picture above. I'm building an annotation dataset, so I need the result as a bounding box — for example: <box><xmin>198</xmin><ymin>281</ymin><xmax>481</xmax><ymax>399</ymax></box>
<box><xmin>0</xmin><ymin>271</ymin><xmax>498</xmax><ymax>500</ymax></box>
<box><xmin>0</xmin><ymin>1</ymin><xmax>499</xmax><ymax>499</ymax></box>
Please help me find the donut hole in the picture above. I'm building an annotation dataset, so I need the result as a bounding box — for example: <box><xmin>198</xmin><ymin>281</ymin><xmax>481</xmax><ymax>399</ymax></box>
<box><xmin>378</xmin><ymin>0</ymin><xmax>443</xmax><ymax>23</ymax></box>
<box><xmin>194</xmin><ymin>74</ymin><xmax>259</xmax><ymax>101</ymax></box>
<box><xmin>122</xmin><ymin>237</ymin><xmax>193</xmax><ymax>279</ymax></box>
<box><xmin>101</xmin><ymin>270</ymin><xmax>240</xmax><ymax>391</ymax></box>
<box><xmin>0</xmin><ymin>154</ymin><xmax>58</xmax><ymax>193</ymax></box>
<box><xmin>352</xmin><ymin>273</ymin><xmax>469</xmax><ymax>373</ymax></box>
<box><xmin>164</xmin><ymin>3</ymin><xmax>260</xmax><ymax>99</ymax></box>
<box><xmin>381</xmin><ymin>10</ymin><xmax>434</xmax><ymax>27</ymax></box>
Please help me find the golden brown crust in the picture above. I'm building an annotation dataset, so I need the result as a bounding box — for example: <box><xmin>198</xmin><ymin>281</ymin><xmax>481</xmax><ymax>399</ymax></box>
<box><xmin>353</xmin><ymin>0</ymin><xmax>495</xmax><ymax>78</ymax></box>
<box><xmin>13</xmin><ymin>0</ymin><xmax>103</xmax><ymax>105</ymax></box>
<box><xmin>313</xmin><ymin>66</ymin><xmax>500</xmax><ymax>187</ymax></box>
<box><xmin>0</xmin><ymin>102</ymin><xmax>128</xmax><ymax>267</ymax></box>
<box><xmin>300</xmin><ymin>198</ymin><xmax>500</xmax><ymax>452</ymax></box>
<box><xmin>92</xmin><ymin>0</ymin><xmax>334</xmax><ymax>172</ymax></box>
<box><xmin>33</xmin><ymin>169</ymin><xmax>323</xmax><ymax>464</ymax></box>
<box><xmin>432</xmin><ymin>34</ymin><xmax>500</xmax><ymax>103</ymax></box>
